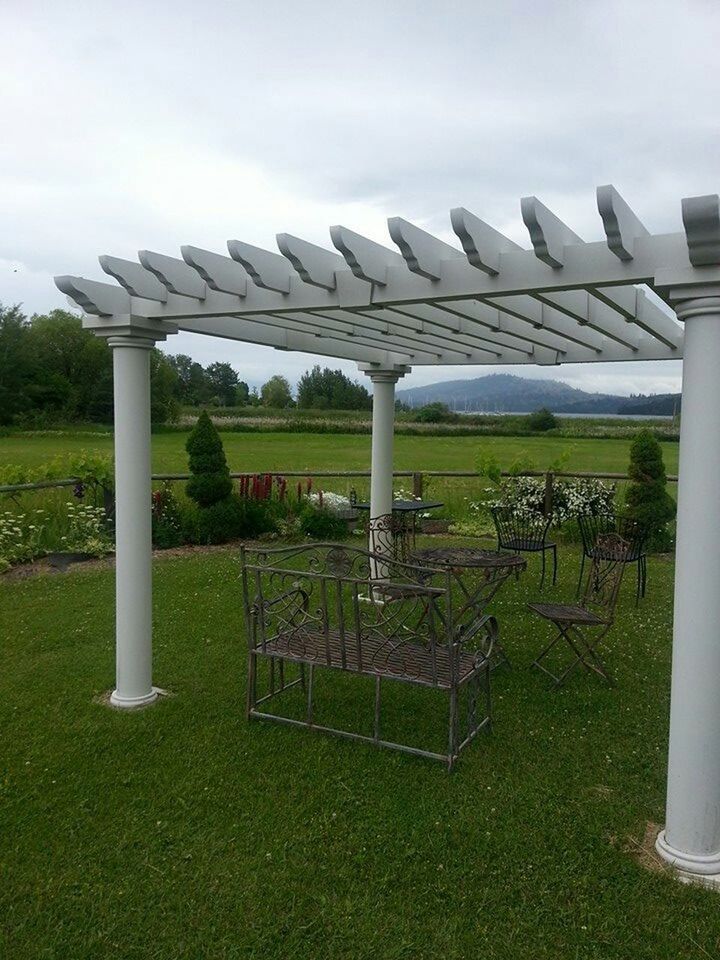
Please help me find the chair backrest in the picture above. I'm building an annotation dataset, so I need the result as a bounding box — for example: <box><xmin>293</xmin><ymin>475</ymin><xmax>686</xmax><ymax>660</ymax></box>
<box><xmin>240</xmin><ymin>543</ymin><xmax>455</xmax><ymax>681</ymax></box>
<box><xmin>491</xmin><ymin>505</ymin><xmax>551</xmax><ymax>548</ymax></box>
<box><xmin>367</xmin><ymin>512</ymin><xmax>402</xmax><ymax>559</ymax></box>
<box><xmin>580</xmin><ymin>532</ymin><xmax>631</xmax><ymax>621</ymax></box>
<box><xmin>578</xmin><ymin>513</ymin><xmax>644</xmax><ymax>561</ymax></box>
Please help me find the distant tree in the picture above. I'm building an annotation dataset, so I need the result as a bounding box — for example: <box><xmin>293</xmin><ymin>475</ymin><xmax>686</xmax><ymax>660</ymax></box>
<box><xmin>235</xmin><ymin>380</ymin><xmax>250</xmax><ymax>405</ymax></box>
<box><xmin>0</xmin><ymin>304</ymin><xmax>35</xmax><ymax>424</ymax></box>
<box><xmin>185</xmin><ymin>412</ymin><xmax>233</xmax><ymax>507</ymax></box>
<box><xmin>527</xmin><ymin>407</ymin><xmax>558</xmax><ymax>431</ymax></box>
<box><xmin>167</xmin><ymin>354</ymin><xmax>195</xmax><ymax>402</ymax></box>
<box><xmin>205</xmin><ymin>361</ymin><xmax>239</xmax><ymax>406</ymax></box>
<box><xmin>261</xmin><ymin>374</ymin><xmax>293</xmax><ymax>408</ymax></box>
<box><xmin>296</xmin><ymin>365</ymin><xmax>372</xmax><ymax>410</ymax></box>
<box><xmin>624</xmin><ymin>430</ymin><xmax>676</xmax><ymax>551</ymax></box>
<box><xmin>29</xmin><ymin>309</ymin><xmax>112</xmax><ymax>419</ymax></box>
<box><xmin>150</xmin><ymin>350</ymin><xmax>180</xmax><ymax>423</ymax></box>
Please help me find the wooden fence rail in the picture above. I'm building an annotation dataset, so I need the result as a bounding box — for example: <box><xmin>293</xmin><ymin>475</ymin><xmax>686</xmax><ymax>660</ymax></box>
<box><xmin>0</xmin><ymin>468</ymin><xmax>679</xmax><ymax>497</ymax></box>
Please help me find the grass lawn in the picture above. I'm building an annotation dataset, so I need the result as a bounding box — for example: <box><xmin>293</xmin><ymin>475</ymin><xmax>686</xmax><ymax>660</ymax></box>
<box><xmin>0</xmin><ymin>430</ymin><xmax>680</xmax><ymax>476</ymax></box>
<box><xmin>2</xmin><ymin>541</ymin><xmax>718</xmax><ymax>959</ymax></box>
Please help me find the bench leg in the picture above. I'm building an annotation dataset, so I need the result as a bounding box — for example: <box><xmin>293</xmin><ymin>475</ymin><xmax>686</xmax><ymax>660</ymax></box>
<box><xmin>306</xmin><ymin>664</ymin><xmax>315</xmax><ymax>726</ymax></box>
<box><xmin>374</xmin><ymin>676</ymin><xmax>382</xmax><ymax>743</ymax></box>
<box><xmin>246</xmin><ymin>650</ymin><xmax>257</xmax><ymax>720</ymax></box>
<box><xmin>484</xmin><ymin>661</ymin><xmax>492</xmax><ymax>734</ymax></box>
<box><xmin>448</xmin><ymin>687</ymin><xmax>459</xmax><ymax>771</ymax></box>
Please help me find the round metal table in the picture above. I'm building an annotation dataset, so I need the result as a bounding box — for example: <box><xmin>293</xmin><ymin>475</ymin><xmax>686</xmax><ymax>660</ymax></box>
<box><xmin>412</xmin><ymin>547</ymin><xmax>527</xmax><ymax>667</ymax></box>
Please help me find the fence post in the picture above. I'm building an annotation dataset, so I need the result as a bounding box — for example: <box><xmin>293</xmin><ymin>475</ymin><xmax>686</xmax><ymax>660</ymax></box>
<box><xmin>412</xmin><ymin>472</ymin><xmax>423</xmax><ymax>500</ymax></box>
<box><xmin>544</xmin><ymin>471</ymin><xmax>554</xmax><ymax>518</ymax></box>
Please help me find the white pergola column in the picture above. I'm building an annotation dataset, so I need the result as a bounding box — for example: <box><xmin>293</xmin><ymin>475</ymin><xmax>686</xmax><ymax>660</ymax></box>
<box><xmin>361</xmin><ymin>365</ymin><xmax>409</xmax><ymax>567</ymax></box>
<box><xmin>108</xmin><ymin>334</ymin><xmax>158</xmax><ymax>708</ymax></box>
<box><xmin>657</xmin><ymin>288</ymin><xmax>720</xmax><ymax>886</ymax></box>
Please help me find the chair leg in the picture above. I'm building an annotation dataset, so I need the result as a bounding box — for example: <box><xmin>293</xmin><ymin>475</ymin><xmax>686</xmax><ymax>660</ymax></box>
<box><xmin>540</xmin><ymin>548</ymin><xmax>546</xmax><ymax>589</ymax></box>
<box><xmin>641</xmin><ymin>555</ymin><xmax>647</xmax><ymax>597</ymax></box>
<box><xmin>552</xmin><ymin>544</ymin><xmax>558</xmax><ymax>586</ymax></box>
<box><xmin>635</xmin><ymin>558</ymin><xmax>641</xmax><ymax>606</ymax></box>
<box><xmin>576</xmin><ymin>552</ymin><xmax>586</xmax><ymax>598</ymax></box>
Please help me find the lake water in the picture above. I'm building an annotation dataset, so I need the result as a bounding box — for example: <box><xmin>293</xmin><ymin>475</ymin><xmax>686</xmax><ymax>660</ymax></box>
<box><xmin>457</xmin><ymin>411</ymin><xmax>674</xmax><ymax>420</ymax></box>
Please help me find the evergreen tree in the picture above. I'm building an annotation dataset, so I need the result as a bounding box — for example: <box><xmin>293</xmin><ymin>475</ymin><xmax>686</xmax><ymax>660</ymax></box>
<box><xmin>185</xmin><ymin>412</ymin><xmax>233</xmax><ymax>507</ymax></box>
<box><xmin>624</xmin><ymin>429</ymin><xmax>676</xmax><ymax>550</ymax></box>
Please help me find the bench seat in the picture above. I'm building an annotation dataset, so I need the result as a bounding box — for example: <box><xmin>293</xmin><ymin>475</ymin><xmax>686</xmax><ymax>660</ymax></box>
<box><xmin>259</xmin><ymin>627</ymin><xmax>479</xmax><ymax>689</ymax></box>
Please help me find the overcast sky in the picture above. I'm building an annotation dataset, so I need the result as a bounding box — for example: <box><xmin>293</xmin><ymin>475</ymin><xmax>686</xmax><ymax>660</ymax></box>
<box><xmin>3</xmin><ymin>0</ymin><xmax>718</xmax><ymax>396</ymax></box>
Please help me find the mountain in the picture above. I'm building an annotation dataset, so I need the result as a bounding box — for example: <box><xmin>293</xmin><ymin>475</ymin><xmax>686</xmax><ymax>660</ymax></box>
<box><xmin>397</xmin><ymin>373</ymin><xmax>680</xmax><ymax>416</ymax></box>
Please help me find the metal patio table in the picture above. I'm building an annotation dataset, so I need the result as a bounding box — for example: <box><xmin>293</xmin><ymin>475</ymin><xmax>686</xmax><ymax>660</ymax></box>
<box><xmin>411</xmin><ymin>547</ymin><xmax>527</xmax><ymax>667</ymax></box>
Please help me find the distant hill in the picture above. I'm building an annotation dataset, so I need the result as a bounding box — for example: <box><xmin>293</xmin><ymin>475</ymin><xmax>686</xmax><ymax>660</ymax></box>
<box><xmin>397</xmin><ymin>373</ymin><xmax>680</xmax><ymax>416</ymax></box>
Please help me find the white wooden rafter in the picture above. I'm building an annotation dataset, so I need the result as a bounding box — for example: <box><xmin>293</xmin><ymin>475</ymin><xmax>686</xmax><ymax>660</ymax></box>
<box><xmin>56</xmin><ymin>186</ymin><xmax>720</xmax><ymax>368</ymax></box>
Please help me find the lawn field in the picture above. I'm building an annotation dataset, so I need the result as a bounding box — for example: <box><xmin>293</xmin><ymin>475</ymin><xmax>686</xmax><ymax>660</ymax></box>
<box><xmin>0</xmin><ymin>429</ymin><xmax>680</xmax><ymax>476</ymax></box>
<box><xmin>1</xmin><ymin>543</ymin><xmax>717</xmax><ymax>959</ymax></box>
<box><xmin>0</xmin><ymin>430</ymin><xmax>680</xmax><ymax>521</ymax></box>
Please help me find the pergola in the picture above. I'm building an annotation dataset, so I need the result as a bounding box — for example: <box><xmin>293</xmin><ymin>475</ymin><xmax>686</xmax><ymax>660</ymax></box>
<box><xmin>56</xmin><ymin>185</ymin><xmax>720</xmax><ymax>887</ymax></box>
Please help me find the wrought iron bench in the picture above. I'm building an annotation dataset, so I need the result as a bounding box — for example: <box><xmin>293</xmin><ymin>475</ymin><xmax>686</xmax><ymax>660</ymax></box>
<box><xmin>240</xmin><ymin>543</ymin><xmax>497</xmax><ymax>770</ymax></box>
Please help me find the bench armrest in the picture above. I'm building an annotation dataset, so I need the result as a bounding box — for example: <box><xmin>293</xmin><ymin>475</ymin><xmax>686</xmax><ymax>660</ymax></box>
<box><xmin>455</xmin><ymin>614</ymin><xmax>497</xmax><ymax>664</ymax></box>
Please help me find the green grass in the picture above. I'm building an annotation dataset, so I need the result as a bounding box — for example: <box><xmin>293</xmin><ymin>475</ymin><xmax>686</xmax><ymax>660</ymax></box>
<box><xmin>2</xmin><ymin>543</ymin><xmax>718</xmax><ymax>959</ymax></box>
<box><xmin>0</xmin><ymin>429</ymin><xmax>679</xmax><ymax>475</ymax></box>
<box><xmin>0</xmin><ymin>430</ymin><xmax>680</xmax><ymax>523</ymax></box>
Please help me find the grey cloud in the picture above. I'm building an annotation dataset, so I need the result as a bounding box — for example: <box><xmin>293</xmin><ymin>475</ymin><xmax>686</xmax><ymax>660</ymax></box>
<box><xmin>0</xmin><ymin>0</ymin><xmax>716</xmax><ymax>396</ymax></box>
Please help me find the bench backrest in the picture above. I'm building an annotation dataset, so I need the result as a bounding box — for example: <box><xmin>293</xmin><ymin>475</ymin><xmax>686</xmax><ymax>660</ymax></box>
<box><xmin>240</xmin><ymin>543</ymin><xmax>454</xmax><ymax>680</ymax></box>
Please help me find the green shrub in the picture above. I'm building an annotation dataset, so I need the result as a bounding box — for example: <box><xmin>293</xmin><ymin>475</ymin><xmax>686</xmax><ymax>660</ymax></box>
<box><xmin>238</xmin><ymin>499</ymin><xmax>277</xmax><ymax>538</ymax></box>
<box><xmin>624</xmin><ymin>429</ymin><xmax>676</xmax><ymax>551</ymax></box>
<box><xmin>185</xmin><ymin>412</ymin><xmax>233</xmax><ymax>507</ymax></box>
<box><xmin>411</xmin><ymin>403</ymin><xmax>460</xmax><ymax>424</ymax></box>
<box><xmin>299</xmin><ymin>504</ymin><xmax>349</xmax><ymax>540</ymax></box>
<box><xmin>195</xmin><ymin>496</ymin><xmax>245</xmax><ymax>545</ymax></box>
<box><xmin>527</xmin><ymin>407</ymin><xmax>558</xmax><ymax>432</ymax></box>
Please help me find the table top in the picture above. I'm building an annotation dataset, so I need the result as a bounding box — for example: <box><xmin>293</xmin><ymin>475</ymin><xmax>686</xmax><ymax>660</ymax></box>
<box><xmin>353</xmin><ymin>500</ymin><xmax>444</xmax><ymax>513</ymax></box>
<box><xmin>411</xmin><ymin>547</ymin><xmax>527</xmax><ymax>570</ymax></box>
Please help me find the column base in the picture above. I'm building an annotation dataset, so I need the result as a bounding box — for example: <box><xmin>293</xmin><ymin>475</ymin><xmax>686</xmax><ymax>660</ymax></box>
<box><xmin>656</xmin><ymin>829</ymin><xmax>720</xmax><ymax>889</ymax></box>
<box><xmin>109</xmin><ymin>686</ymin><xmax>162</xmax><ymax>709</ymax></box>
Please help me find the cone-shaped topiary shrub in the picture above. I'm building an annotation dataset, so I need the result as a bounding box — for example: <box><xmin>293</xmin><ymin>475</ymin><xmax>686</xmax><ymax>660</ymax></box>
<box><xmin>624</xmin><ymin>429</ymin><xmax>676</xmax><ymax>551</ymax></box>
<box><xmin>186</xmin><ymin>411</ymin><xmax>233</xmax><ymax>507</ymax></box>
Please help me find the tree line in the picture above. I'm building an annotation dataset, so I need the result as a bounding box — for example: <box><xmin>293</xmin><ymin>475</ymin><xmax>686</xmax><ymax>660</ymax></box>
<box><xmin>0</xmin><ymin>305</ymin><xmax>372</xmax><ymax>425</ymax></box>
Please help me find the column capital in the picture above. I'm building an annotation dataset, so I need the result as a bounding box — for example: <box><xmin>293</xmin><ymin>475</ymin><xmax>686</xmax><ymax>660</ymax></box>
<box><xmin>357</xmin><ymin>363</ymin><xmax>411</xmax><ymax>384</ymax></box>
<box><xmin>107</xmin><ymin>335</ymin><xmax>156</xmax><ymax>351</ymax></box>
<box><xmin>81</xmin><ymin>313</ymin><xmax>178</xmax><ymax>344</ymax></box>
<box><xmin>666</xmin><ymin>283</ymin><xmax>720</xmax><ymax>321</ymax></box>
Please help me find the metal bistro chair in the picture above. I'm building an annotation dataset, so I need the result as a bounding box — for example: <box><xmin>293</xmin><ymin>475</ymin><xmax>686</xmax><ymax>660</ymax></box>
<box><xmin>528</xmin><ymin>532</ymin><xmax>630</xmax><ymax>687</ymax></box>
<box><xmin>366</xmin><ymin>512</ymin><xmax>411</xmax><ymax>562</ymax></box>
<box><xmin>491</xmin><ymin>505</ymin><xmax>557</xmax><ymax>588</ymax></box>
<box><xmin>577</xmin><ymin>513</ymin><xmax>647</xmax><ymax>604</ymax></box>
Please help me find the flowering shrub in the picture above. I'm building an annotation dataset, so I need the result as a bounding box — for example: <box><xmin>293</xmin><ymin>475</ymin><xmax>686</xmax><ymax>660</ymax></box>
<box><xmin>152</xmin><ymin>485</ymin><xmax>184</xmax><ymax>548</ymax></box>
<box><xmin>0</xmin><ymin>509</ymin><xmax>47</xmax><ymax>572</ymax></box>
<box><xmin>489</xmin><ymin>477</ymin><xmax>615</xmax><ymax>526</ymax></box>
<box><xmin>307</xmin><ymin>491</ymin><xmax>351</xmax><ymax>513</ymax></box>
<box><xmin>60</xmin><ymin>502</ymin><xmax>113</xmax><ymax>556</ymax></box>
